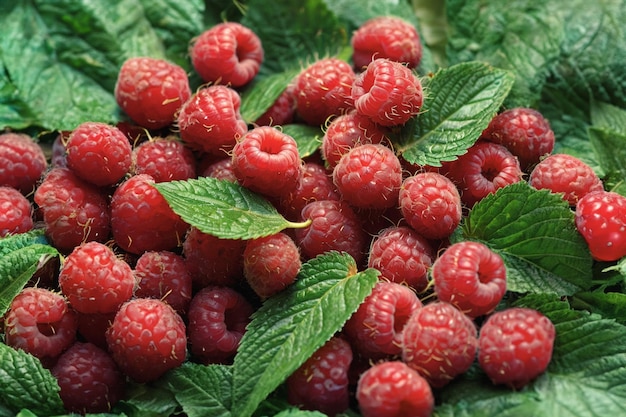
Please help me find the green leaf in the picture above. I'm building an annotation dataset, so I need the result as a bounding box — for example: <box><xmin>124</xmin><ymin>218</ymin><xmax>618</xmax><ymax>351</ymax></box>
<box><xmin>456</xmin><ymin>182</ymin><xmax>593</xmax><ymax>295</ymax></box>
<box><xmin>240</xmin><ymin>68</ymin><xmax>300</xmax><ymax>124</ymax></box>
<box><xmin>153</xmin><ymin>177</ymin><xmax>308</xmax><ymax>240</ymax></box>
<box><xmin>0</xmin><ymin>231</ymin><xmax>59</xmax><ymax>316</ymax></box>
<box><xmin>231</xmin><ymin>252</ymin><xmax>379</xmax><ymax>417</ymax></box>
<box><xmin>571</xmin><ymin>291</ymin><xmax>626</xmax><ymax>326</ymax></box>
<box><xmin>395</xmin><ymin>61</ymin><xmax>515</xmax><ymax>167</ymax></box>
<box><xmin>113</xmin><ymin>380</ymin><xmax>179</xmax><ymax>417</ymax></box>
<box><xmin>0</xmin><ymin>344</ymin><xmax>64</xmax><ymax>416</ymax></box>
<box><xmin>588</xmin><ymin>127</ymin><xmax>626</xmax><ymax>196</ymax></box>
<box><xmin>163</xmin><ymin>363</ymin><xmax>232</xmax><ymax>417</ymax></box>
<box><xmin>281</xmin><ymin>124</ymin><xmax>323</xmax><ymax>159</ymax></box>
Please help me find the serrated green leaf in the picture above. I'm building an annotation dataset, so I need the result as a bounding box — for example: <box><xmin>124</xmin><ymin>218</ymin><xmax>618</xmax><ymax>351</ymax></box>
<box><xmin>162</xmin><ymin>363</ymin><xmax>232</xmax><ymax>417</ymax></box>
<box><xmin>113</xmin><ymin>380</ymin><xmax>178</xmax><ymax>417</ymax></box>
<box><xmin>153</xmin><ymin>177</ymin><xmax>308</xmax><ymax>240</ymax></box>
<box><xmin>281</xmin><ymin>124</ymin><xmax>323</xmax><ymax>158</ymax></box>
<box><xmin>231</xmin><ymin>252</ymin><xmax>379</xmax><ymax>417</ymax></box>
<box><xmin>395</xmin><ymin>61</ymin><xmax>514</xmax><ymax>167</ymax></box>
<box><xmin>0</xmin><ymin>344</ymin><xmax>64</xmax><ymax>416</ymax></box>
<box><xmin>240</xmin><ymin>68</ymin><xmax>300</xmax><ymax>124</ymax></box>
<box><xmin>456</xmin><ymin>182</ymin><xmax>592</xmax><ymax>295</ymax></box>
<box><xmin>588</xmin><ymin>127</ymin><xmax>626</xmax><ymax>196</ymax></box>
<box><xmin>571</xmin><ymin>291</ymin><xmax>626</xmax><ymax>326</ymax></box>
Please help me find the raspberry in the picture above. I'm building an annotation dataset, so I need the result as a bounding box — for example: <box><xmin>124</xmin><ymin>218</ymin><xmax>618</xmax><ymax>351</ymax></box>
<box><xmin>132</xmin><ymin>136</ymin><xmax>197</xmax><ymax>182</ymax></box>
<box><xmin>294</xmin><ymin>199</ymin><xmax>368</xmax><ymax>264</ymax></box>
<box><xmin>187</xmin><ymin>286</ymin><xmax>254</xmax><ymax>365</ymax></box>
<box><xmin>59</xmin><ymin>241</ymin><xmax>135</xmax><ymax>314</ymax></box>
<box><xmin>255</xmin><ymin>83</ymin><xmax>297</xmax><ymax>126</ymax></box>
<box><xmin>34</xmin><ymin>167</ymin><xmax>111</xmax><ymax>253</ymax></box>
<box><xmin>343</xmin><ymin>281</ymin><xmax>422</xmax><ymax>359</ymax></box>
<box><xmin>294</xmin><ymin>57</ymin><xmax>356</xmax><ymax>126</ymax></box>
<box><xmin>478</xmin><ymin>307</ymin><xmax>555</xmax><ymax>389</ymax></box>
<box><xmin>106</xmin><ymin>298</ymin><xmax>187</xmax><ymax>382</ymax></box>
<box><xmin>190</xmin><ymin>22</ymin><xmax>264</xmax><ymax>88</ymax></box>
<box><xmin>199</xmin><ymin>156</ymin><xmax>238</xmax><ymax>182</ymax></box>
<box><xmin>402</xmin><ymin>301</ymin><xmax>478</xmax><ymax>388</ymax></box>
<box><xmin>52</xmin><ymin>342</ymin><xmax>125</xmax><ymax>414</ymax></box>
<box><xmin>432</xmin><ymin>241</ymin><xmax>507</xmax><ymax>318</ymax></box>
<box><xmin>0</xmin><ymin>186</ymin><xmax>33</xmax><ymax>237</ymax></box>
<box><xmin>481</xmin><ymin>107</ymin><xmax>555</xmax><ymax>171</ymax></box>
<box><xmin>0</xmin><ymin>132</ymin><xmax>48</xmax><ymax>194</ymax></box>
<box><xmin>445</xmin><ymin>141</ymin><xmax>523</xmax><ymax>207</ymax></box>
<box><xmin>243</xmin><ymin>232</ymin><xmax>301</xmax><ymax>299</ymax></box>
<box><xmin>399</xmin><ymin>172</ymin><xmax>462</xmax><ymax>240</ymax></box>
<box><xmin>183</xmin><ymin>226</ymin><xmax>246</xmax><ymax>289</ymax></box>
<box><xmin>232</xmin><ymin>126</ymin><xmax>303</xmax><ymax>198</ymax></box>
<box><xmin>351</xmin><ymin>58</ymin><xmax>423</xmax><ymax>126</ymax></box>
<box><xmin>65</xmin><ymin>121</ymin><xmax>133</xmax><ymax>187</ymax></box>
<box><xmin>367</xmin><ymin>226</ymin><xmax>435</xmax><ymax>292</ymax></box>
<box><xmin>356</xmin><ymin>361</ymin><xmax>434</xmax><ymax>417</ymax></box>
<box><xmin>332</xmin><ymin>143</ymin><xmax>403</xmax><ymax>210</ymax></box>
<box><xmin>110</xmin><ymin>174</ymin><xmax>189</xmax><ymax>255</ymax></box>
<box><xmin>134</xmin><ymin>250</ymin><xmax>193</xmax><ymax>315</ymax></box>
<box><xmin>177</xmin><ymin>85</ymin><xmax>248</xmax><ymax>156</ymax></box>
<box><xmin>287</xmin><ymin>336</ymin><xmax>353</xmax><ymax>416</ymax></box>
<box><xmin>575</xmin><ymin>190</ymin><xmax>626</xmax><ymax>262</ymax></box>
<box><xmin>114</xmin><ymin>56</ymin><xmax>191</xmax><ymax>129</ymax></box>
<box><xmin>351</xmin><ymin>16</ymin><xmax>423</xmax><ymax>70</ymax></box>
<box><xmin>4</xmin><ymin>287</ymin><xmax>77</xmax><ymax>362</ymax></box>
<box><xmin>321</xmin><ymin>110</ymin><xmax>389</xmax><ymax>169</ymax></box>
<box><xmin>529</xmin><ymin>153</ymin><xmax>604</xmax><ymax>206</ymax></box>
<box><xmin>76</xmin><ymin>312</ymin><xmax>116</xmax><ymax>350</ymax></box>
<box><xmin>277</xmin><ymin>161</ymin><xmax>340</xmax><ymax>221</ymax></box>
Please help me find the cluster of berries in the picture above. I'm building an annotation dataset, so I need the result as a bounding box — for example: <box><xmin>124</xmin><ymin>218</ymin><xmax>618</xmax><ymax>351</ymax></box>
<box><xmin>0</xmin><ymin>14</ymin><xmax>623</xmax><ymax>417</ymax></box>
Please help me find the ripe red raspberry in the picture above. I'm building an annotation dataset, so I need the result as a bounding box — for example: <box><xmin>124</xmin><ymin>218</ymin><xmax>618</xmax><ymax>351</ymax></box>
<box><xmin>478</xmin><ymin>307</ymin><xmax>555</xmax><ymax>389</ymax></box>
<box><xmin>114</xmin><ymin>56</ymin><xmax>191</xmax><ymax>129</ymax></box>
<box><xmin>356</xmin><ymin>361</ymin><xmax>434</xmax><ymax>417</ymax></box>
<box><xmin>187</xmin><ymin>286</ymin><xmax>254</xmax><ymax>365</ymax></box>
<box><xmin>177</xmin><ymin>85</ymin><xmax>248</xmax><ymax>156</ymax></box>
<box><xmin>134</xmin><ymin>250</ymin><xmax>193</xmax><ymax>315</ymax></box>
<box><xmin>294</xmin><ymin>57</ymin><xmax>356</xmax><ymax>126</ymax></box>
<box><xmin>255</xmin><ymin>83</ymin><xmax>297</xmax><ymax>126</ymax></box>
<box><xmin>243</xmin><ymin>232</ymin><xmax>301</xmax><ymax>299</ymax></box>
<box><xmin>287</xmin><ymin>336</ymin><xmax>353</xmax><ymax>416</ymax></box>
<box><xmin>76</xmin><ymin>312</ymin><xmax>116</xmax><ymax>350</ymax></box>
<box><xmin>402</xmin><ymin>301</ymin><xmax>478</xmax><ymax>388</ymax></box>
<box><xmin>34</xmin><ymin>167</ymin><xmax>111</xmax><ymax>253</ymax></box>
<box><xmin>4</xmin><ymin>287</ymin><xmax>77</xmax><ymax>362</ymax></box>
<box><xmin>0</xmin><ymin>186</ymin><xmax>33</xmax><ymax>237</ymax></box>
<box><xmin>529</xmin><ymin>153</ymin><xmax>604</xmax><ymax>206</ymax></box>
<box><xmin>399</xmin><ymin>172</ymin><xmax>462</xmax><ymax>240</ymax></box>
<box><xmin>294</xmin><ymin>199</ymin><xmax>368</xmax><ymax>264</ymax></box>
<box><xmin>351</xmin><ymin>16</ymin><xmax>423</xmax><ymax>70</ymax></box>
<box><xmin>445</xmin><ymin>141</ymin><xmax>523</xmax><ymax>207</ymax></box>
<box><xmin>132</xmin><ymin>136</ymin><xmax>197</xmax><ymax>182</ymax></box>
<box><xmin>110</xmin><ymin>174</ymin><xmax>189</xmax><ymax>255</ymax></box>
<box><xmin>65</xmin><ymin>122</ymin><xmax>133</xmax><ymax>187</ymax></box>
<box><xmin>433</xmin><ymin>241</ymin><xmax>507</xmax><ymax>318</ymax></box>
<box><xmin>367</xmin><ymin>226</ymin><xmax>435</xmax><ymax>292</ymax></box>
<box><xmin>575</xmin><ymin>190</ymin><xmax>626</xmax><ymax>262</ymax></box>
<box><xmin>321</xmin><ymin>110</ymin><xmax>389</xmax><ymax>169</ymax></box>
<box><xmin>352</xmin><ymin>58</ymin><xmax>423</xmax><ymax>127</ymax></box>
<box><xmin>106</xmin><ymin>298</ymin><xmax>187</xmax><ymax>382</ymax></box>
<box><xmin>183</xmin><ymin>226</ymin><xmax>246</xmax><ymax>289</ymax></box>
<box><xmin>232</xmin><ymin>126</ymin><xmax>303</xmax><ymax>198</ymax></box>
<box><xmin>343</xmin><ymin>281</ymin><xmax>422</xmax><ymax>359</ymax></box>
<box><xmin>52</xmin><ymin>342</ymin><xmax>125</xmax><ymax>414</ymax></box>
<box><xmin>332</xmin><ymin>143</ymin><xmax>403</xmax><ymax>210</ymax></box>
<box><xmin>277</xmin><ymin>161</ymin><xmax>340</xmax><ymax>221</ymax></box>
<box><xmin>190</xmin><ymin>22</ymin><xmax>263</xmax><ymax>88</ymax></box>
<box><xmin>481</xmin><ymin>107</ymin><xmax>555</xmax><ymax>171</ymax></box>
<box><xmin>0</xmin><ymin>132</ymin><xmax>48</xmax><ymax>194</ymax></box>
<box><xmin>199</xmin><ymin>156</ymin><xmax>239</xmax><ymax>182</ymax></box>
<box><xmin>59</xmin><ymin>241</ymin><xmax>135</xmax><ymax>314</ymax></box>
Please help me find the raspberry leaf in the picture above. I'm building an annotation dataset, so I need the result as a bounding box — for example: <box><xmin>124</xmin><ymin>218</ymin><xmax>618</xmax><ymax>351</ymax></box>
<box><xmin>395</xmin><ymin>61</ymin><xmax>515</xmax><ymax>167</ymax></box>
<box><xmin>0</xmin><ymin>344</ymin><xmax>64</xmax><ymax>416</ymax></box>
<box><xmin>240</xmin><ymin>68</ymin><xmax>300</xmax><ymax>123</ymax></box>
<box><xmin>153</xmin><ymin>177</ymin><xmax>309</xmax><ymax>240</ymax></box>
<box><xmin>231</xmin><ymin>252</ymin><xmax>379</xmax><ymax>417</ymax></box>
<box><xmin>281</xmin><ymin>124</ymin><xmax>323</xmax><ymax>158</ymax></box>
<box><xmin>456</xmin><ymin>182</ymin><xmax>593</xmax><ymax>295</ymax></box>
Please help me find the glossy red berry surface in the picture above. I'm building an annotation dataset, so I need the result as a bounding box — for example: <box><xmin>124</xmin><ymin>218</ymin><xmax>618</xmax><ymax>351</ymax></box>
<box><xmin>132</xmin><ymin>137</ymin><xmax>197</xmax><ymax>182</ymax></box>
<box><xmin>0</xmin><ymin>186</ymin><xmax>33</xmax><ymax>237</ymax></box>
<box><xmin>478</xmin><ymin>307</ymin><xmax>555</xmax><ymax>389</ymax></box>
<box><xmin>0</xmin><ymin>132</ymin><xmax>48</xmax><ymax>194</ymax></box>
